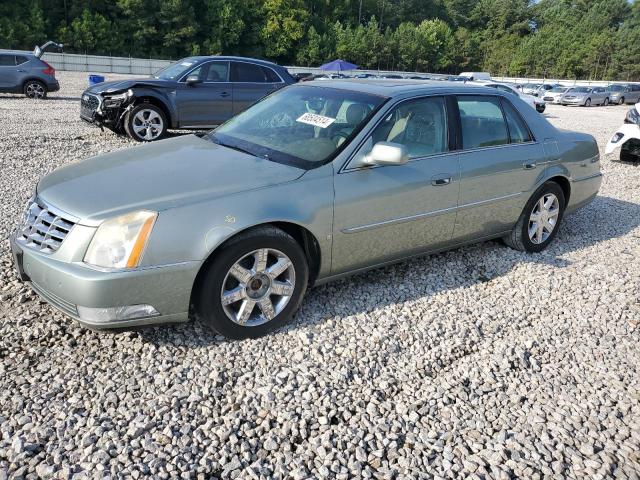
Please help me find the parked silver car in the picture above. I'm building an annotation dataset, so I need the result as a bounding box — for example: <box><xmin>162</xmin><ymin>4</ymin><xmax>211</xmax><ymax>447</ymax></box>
<box><xmin>561</xmin><ymin>86</ymin><xmax>609</xmax><ymax>106</ymax></box>
<box><xmin>607</xmin><ymin>84</ymin><xmax>640</xmax><ymax>105</ymax></box>
<box><xmin>542</xmin><ymin>86</ymin><xmax>570</xmax><ymax>104</ymax></box>
<box><xmin>10</xmin><ymin>81</ymin><xmax>602</xmax><ymax>338</ymax></box>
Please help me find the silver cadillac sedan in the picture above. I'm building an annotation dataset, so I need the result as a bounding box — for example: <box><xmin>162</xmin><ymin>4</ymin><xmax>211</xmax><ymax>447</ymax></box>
<box><xmin>11</xmin><ymin>80</ymin><xmax>602</xmax><ymax>339</ymax></box>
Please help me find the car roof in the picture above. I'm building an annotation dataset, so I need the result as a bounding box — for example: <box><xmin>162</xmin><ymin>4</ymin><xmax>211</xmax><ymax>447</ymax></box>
<box><xmin>182</xmin><ymin>56</ymin><xmax>282</xmax><ymax>68</ymax></box>
<box><xmin>301</xmin><ymin>79</ymin><xmax>500</xmax><ymax>97</ymax></box>
<box><xmin>0</xmin><ymin>49</ymin><xmax>34</xmax><ymax>56</ymax></box>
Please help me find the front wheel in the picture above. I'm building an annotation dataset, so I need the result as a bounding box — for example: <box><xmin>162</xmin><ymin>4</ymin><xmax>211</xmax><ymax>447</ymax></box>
<box><xmin>536</xmin><ymin>104</ymin><xmax>546</xmax><ymax>113</ymax></box>
<box><xmin>584</xmin><ymin>98</ymin><xmax>591</xmax><ymax>107</ymax></box>
<box><xmin>619</xmin><ymin>97</ymin><xmax>625</xmax><ymax>105</ymax></box>
<box><xmin>24</xmin><ymin>80</ymin><xmax>47</xmax><ymax>99</ymax></box>
<box><xmin>503</xmin><ymin>182</ymin><xmax>566</xmax><ymax>253</ymax></box>
<box><xmin>195</xmin><ymin>226</ymin><xmax>309</xmax><ymax>339</ymax></box>
<box><xmin>124</xmin><ymin>104</ymin><xmax>167</xmax><ymax>142</ymax></box>
<box><xmin>603</xmin><ymin>97</ymin><xmax>609</xmax><ymax>106</ymax></box>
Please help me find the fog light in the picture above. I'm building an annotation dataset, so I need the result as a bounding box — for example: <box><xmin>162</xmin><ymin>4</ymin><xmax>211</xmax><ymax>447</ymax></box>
<box><xmin>77</xmin><ymin>304</ymin><xmax>159</xmax><ymax>323</ymax></box>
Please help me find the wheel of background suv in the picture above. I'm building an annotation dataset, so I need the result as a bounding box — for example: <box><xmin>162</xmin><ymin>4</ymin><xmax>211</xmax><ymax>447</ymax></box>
<box><xmin>618</xmin><ymin>97</ymin><xmax>625</xmax><ymax>105</ymax></box>
<box><xmin>23</xmin><ymin>80</ymin><xmax>47</xmax><ymax>99</ymax></box>
<box><xmin>195</xmin><ymin>226</ymin><xmax>309</xmax><ymax>339</ymax></box>
<box><xmin>124</xmin><ymin>104</ymin><xmax>167</xmax><ymax>142</ymax></box>
<box><xmin>536</xmin><ymin>104</ymin><xmax>546</xmax><ymax>113</ymax></box>
<box><xmin>503</xmin><ymin>182</ymin><xmax>566</xmax><ymax>253</ymax></box>
<box><xmin>584</xmin><ymin>98</ymin><xmax>591</xmax><ymax>107</ymax></box>
<box><xmin>603</xmin><ymin>97</ymin><xmax>609</xmax><ymax>106</ymax></box>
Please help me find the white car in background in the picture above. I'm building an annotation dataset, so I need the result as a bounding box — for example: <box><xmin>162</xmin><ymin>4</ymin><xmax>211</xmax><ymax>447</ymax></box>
<box><xmin>542</xmin><ymin>86</ymin><xmax>571</xmax><ymax>104</ymax></box>
<box><xmin>472</xmin><ymin>81</ymin><xmax>546</xmax><ymax>113</ymax></box>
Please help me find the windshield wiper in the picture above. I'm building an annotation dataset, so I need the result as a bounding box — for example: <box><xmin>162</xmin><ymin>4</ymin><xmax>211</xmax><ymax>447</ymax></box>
<box><xmin>209</xmin><ymin>134</ymin><xmax>262</xmax><ymax>158</ymax></box>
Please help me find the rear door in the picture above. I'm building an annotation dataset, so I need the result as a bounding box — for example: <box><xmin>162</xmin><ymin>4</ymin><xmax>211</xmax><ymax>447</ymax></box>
<box><xmin>230</xmin><ymin>61</ymin><xmax>284</xmax><ymax>115</ymax></box>
<box><xmin>176</xmin><ymin>60</ymin><xmax>233</xmax><ymax>127</ymax></box>
<box><xmin>630</xmin><ymin>84</ymin><xmax>640</xmax><ymax>103</ymax></box>
<box><xmin>0</xmin><ymin>54</ymin><xmax>17</xmax><ymax>89</ymax></box>
<box><xmin>452</xmin><ymin>95</ymin><xmax>544</xmax><ymax>242</ymax></box>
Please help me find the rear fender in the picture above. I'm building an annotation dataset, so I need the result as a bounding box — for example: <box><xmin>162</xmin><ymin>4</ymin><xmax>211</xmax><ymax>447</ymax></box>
<box><xmin>605</xmin><ymin>124</ymin><xmax>640</xmax><ymax>155</ymax></box>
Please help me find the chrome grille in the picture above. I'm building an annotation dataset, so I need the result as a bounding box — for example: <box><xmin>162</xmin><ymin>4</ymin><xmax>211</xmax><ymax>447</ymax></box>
<box><xmin>16</xmin><ymin>199</ymin><xmax>77</xmax><ymax>253</ymax></box>
<box><xmin>81</xmin><ymin>94</ymin><xmax>100</xmax><ymax>111</ymax></box>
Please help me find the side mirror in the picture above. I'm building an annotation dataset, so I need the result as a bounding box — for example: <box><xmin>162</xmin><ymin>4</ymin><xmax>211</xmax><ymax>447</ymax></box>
<box><xmin>186</xmin><ymin>75</ymin><xmax>202</xmax><ymax>85</ymax></box>
<box><xmin>364</xmin><ymin>142</ymin><xmax>409</xmax><ymax>166</ymax></box>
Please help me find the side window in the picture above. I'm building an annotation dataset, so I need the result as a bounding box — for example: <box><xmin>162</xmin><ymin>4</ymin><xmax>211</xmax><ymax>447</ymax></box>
<box><xmin>231</xmin><ymin>62</ymin><xmax>267</xmax><ymax>82</ymax></box>
<box><xmin>204</xmin><ymin>61</ymin><xmax>228</xmax><ymax>82</ymax></box>
<box><xmin>360</xmin><ymin>96</ymin><xmax>448</xmax><ymax>161</ymax></box>
<box><xmin>0</xmin><ymin>55</ymin><xmax>15</xmax><ymax>66</ymax></box>
<box><xmin>632</xmin><ymin>85</ymin><xmax>640</xmax><ymax>92</ymax></box>
<box><xmin>457</xmin><ymin>96</ymin><xmax>509</xmax><ymax>149</ymax></box>
<box><xmin>15</xmin><ymin>56</ymin><xmax>28</xmax><ymax>65</ymax></box>
<box><xmin>501</xmin><ymin>100</ymin><xmax>533</xmax><ymax>144</ymax></box>
<box><xmin>263</xmin><ymin>67</ymin><xmax>281</xmax><ymax>83</ymax></box>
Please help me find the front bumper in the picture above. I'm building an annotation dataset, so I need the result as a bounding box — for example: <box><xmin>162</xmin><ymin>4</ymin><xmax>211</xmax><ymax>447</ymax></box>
<box><xmin>10</xmin><ymin>232</ymin><xmax>200</xmax><ymax>328</ymax></box>
<box><xmin>562</xmin><ymin>97</ymin><xmax>587</xmax><ymax>105</ymax></box>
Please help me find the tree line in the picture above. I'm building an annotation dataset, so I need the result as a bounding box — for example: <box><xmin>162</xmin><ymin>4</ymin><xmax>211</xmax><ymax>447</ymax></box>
<box><xmin>1</xmin><ymin>0</ymin><xmax>638</xmax><ymax>81</ymax></box>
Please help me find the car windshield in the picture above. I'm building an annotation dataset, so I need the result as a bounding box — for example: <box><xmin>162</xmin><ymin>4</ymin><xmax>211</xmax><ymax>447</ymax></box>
<box><xmin>207</xmin><ymin>85</ymin><xmax>387</xmax><ymax>169</ymax></box>
<box><xmin>572</xmin><ymin>87</ymin><xmax>591</xmax><ymax>93</ymax></box>
<box><xmin>154</xmin><ymin>58</ymin><xmax>199</xmax><ymax>80</ymax></box>
<box><xmin>550</xmin><ymin>87</ymin><xmax>567</xmax><ymax>93</ymax></box>
<box><xmin>609</xmin><ymin>85</ymin><xmax>627</xmax><ymax>92</ymax></box>
<box><xmin>524</xmin><ymin>83</ymin><xmax>540</xmax><ymax>89</ymax></box>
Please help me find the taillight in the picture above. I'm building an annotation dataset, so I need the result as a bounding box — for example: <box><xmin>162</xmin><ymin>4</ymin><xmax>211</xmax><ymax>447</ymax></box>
<box><xmin>42</xmin><ymin>61</ymin><xmax>55</xmax><ymax>77</ymax></box>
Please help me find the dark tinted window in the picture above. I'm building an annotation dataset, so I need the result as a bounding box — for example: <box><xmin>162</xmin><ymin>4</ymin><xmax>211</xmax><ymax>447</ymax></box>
<box><xmin>632</xmin><ymin>85</ymin><xmax>640</xmax><ymax>92</ymax></box>
<box><xmin>15</xmin><ymin>56</ymin><xmax>28</xmax><ymax>65</ymax></box>
<box><xmin>0</xmin><ymin>55</ymin><xmax>15</xmax><ymax>66</ymax></box>
<box><xmin>231</xmin><ymin>62</ymin><xmax>268</xmax><ymax>82</ymax></box>
<box><xmin>263</xmin><ymin>67</ymin><xmax>281</xmax><ymax>82</ymax></box>
<box><xmin>457</xmin><ymin>96</ymin><xmax>509</xmax><ymax>149</ymax></box>
<box><xmin>501</xmin><ymin>100</ymin><xmax>532</xmax><ymax>144</ymax></box>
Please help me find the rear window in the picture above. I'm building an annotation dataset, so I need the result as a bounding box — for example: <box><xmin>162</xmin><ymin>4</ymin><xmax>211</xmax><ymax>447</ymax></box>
<box><xmin>0</xmin><ymin>55</ymin><xmax>15</xmax><ymax>66</ymax></box>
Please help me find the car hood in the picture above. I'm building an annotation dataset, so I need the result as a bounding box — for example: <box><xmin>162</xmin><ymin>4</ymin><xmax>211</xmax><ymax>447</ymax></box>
<box><xmin>85</xmin><ymin>78</ymin><xmax>175</xmax><ymax>95</ymax></box>
<box><xmin>37</xmin><ymin>135</ymin><xmax>305</xmax><ymax>224</ymax></box>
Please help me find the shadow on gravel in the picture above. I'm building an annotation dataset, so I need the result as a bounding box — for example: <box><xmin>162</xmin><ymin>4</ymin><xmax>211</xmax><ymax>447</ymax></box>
<box><xmin>135</xmin><ymin>195</ymin><xmax>640</xmax><ymax>346</ymax></box>
<box><xmin>47</xmin><ymin>96</ymin><xmax>81</xmax><ymax>102</ymax></box>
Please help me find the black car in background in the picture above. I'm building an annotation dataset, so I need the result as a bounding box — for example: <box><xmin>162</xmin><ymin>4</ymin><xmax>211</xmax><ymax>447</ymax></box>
<box><xmin>80</xmin><ymin>56</ymin><xmax>296</xmax><ymax>141</ymax></box>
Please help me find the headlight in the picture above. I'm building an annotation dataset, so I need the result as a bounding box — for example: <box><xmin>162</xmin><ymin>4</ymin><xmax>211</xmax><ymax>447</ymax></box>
<box><xmin>103</xmin><ymin>89</ymin><xmax>133</xmax><ymax>108</ymax></box>
<box><xmin>625</xmin><ymin>107</ymin><xmax>640</xmax><ymax>125</ymax></box>
<box><xmin>84</xmin><ymin>210</ymin><xmax>157</xmax><ymax>269</ymax></box>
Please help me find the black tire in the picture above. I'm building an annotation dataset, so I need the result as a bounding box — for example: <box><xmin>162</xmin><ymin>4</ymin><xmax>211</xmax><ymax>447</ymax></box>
<box><xmin>604</xmin><ymin>98</ymin><xmax>609</xmax><ymax>106</ymax></box>
<box><xmin>584</xmin><ymin>98</ymin><xmax>591</xmax><ymax>107</ymax></box>
<box><xmin>195</xmin><ymin>226</ymin><xmax>309</xmax><ymax>339</ymax></box>
<box><xmin>620</xmin><ymin>145</ymin><xmax>640</xmax><ymax>163</ymax></box>
<box><xmin>619</xmin><ymin>97</ymin><xmax>625</xmax><ymax>105</ymax></box>
<box><xmin>536</xmin><ymin>104</ymin><xmax>546</xmax><ymax>113</ymax></box>
<box><xmin>124</xmin><ymin>103</ymin><xmax>167</xmax><ymax>142</ymax></box>
<box><xmin>23</xmin><ymin>80</ymin><xmax>47</xmax><ymax>99</ymax></box>
<box><xmin>503</xmin><ymin>181</ymin><xmax>566</xmax><ymax>253</ymax></box>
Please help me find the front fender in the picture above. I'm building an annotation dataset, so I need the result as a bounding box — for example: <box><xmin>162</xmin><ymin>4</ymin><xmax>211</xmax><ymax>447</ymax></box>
<box><xmin>605</xmin><ymin>124</ymin><xmax>640</xmax><ymax>155</ymax></box>
<box><xmin>129</xmin><ymin>88</ymin><xmax>177</xmax><ymax>127</ymax></box>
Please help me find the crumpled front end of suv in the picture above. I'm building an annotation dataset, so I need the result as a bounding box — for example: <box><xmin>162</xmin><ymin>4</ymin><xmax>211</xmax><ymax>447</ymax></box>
<box><xmin>80</xmin><ymin>89</ymin><xmax>135</xmax><ymax>132</ymax></box>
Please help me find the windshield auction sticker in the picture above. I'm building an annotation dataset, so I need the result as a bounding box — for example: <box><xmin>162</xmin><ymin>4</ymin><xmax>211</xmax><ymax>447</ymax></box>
<box><xmin>296</xmin><ymin>112</ymin><xmax>336</xmax><ymax>128</ymax></box>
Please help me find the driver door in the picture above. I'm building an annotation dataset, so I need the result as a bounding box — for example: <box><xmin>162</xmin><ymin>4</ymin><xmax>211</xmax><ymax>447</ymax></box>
<box><xmin>177</xmin><ymin>61</ymin><xmax>233</xmax><ymax>127</ymax></box>
<box><xmin>332</xmin><ymin>96</ymin><xmax>460</xmax><ymax>275</ymax></box>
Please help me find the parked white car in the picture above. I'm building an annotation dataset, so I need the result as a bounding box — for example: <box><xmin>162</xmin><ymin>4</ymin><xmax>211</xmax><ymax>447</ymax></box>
<box><xmin>542</xmin><ymin>86</ymin><xmax>571</xmax><ymax>104</ymax></box>
<box><xmin>459</xmin><ymin>71</ymin><xmax>491</xmax><ymax>81</ymax></box>
<box><xmin>472</xmin><ymin>81</ymin><xmax>546</xmax><ymax>113</ymax></box>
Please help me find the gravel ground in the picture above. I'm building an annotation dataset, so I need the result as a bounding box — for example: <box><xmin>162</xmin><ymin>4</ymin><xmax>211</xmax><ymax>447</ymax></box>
<box><xmin>1</xmin><ymin>71</ymin><xmax>639</xmax><ymax>479</ymax></box>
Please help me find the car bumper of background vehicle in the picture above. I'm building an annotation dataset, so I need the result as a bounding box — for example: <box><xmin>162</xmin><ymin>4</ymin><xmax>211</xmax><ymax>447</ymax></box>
<box><xmin>9</xmin><ymin>233</ymin><xmax>200</xmax><ymax>328</ymax></box>
<box><xmin>563</xmin><ymin>98</ymin><xmax>586</xmax><ymax>105</ymax></box>
<box><xmin>46</xmin><ymin>81</ymin><xmax>60</xmax><ymax>92</ymax></box>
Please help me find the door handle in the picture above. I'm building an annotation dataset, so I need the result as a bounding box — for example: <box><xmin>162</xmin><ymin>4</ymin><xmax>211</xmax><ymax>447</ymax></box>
<box><xmin>220</xmin><ymin>92</ymin><xmax>230</xmax><ymax>98</ymax></box>
<box><xmin>431</xmin><ymin>176</ymin><xmax>451</xmax><ymax>186</ymax></box>
<box><xmin>523</xmin><ymin>162</ymin><xmax>537</xmax><ymax>170</ymax></box>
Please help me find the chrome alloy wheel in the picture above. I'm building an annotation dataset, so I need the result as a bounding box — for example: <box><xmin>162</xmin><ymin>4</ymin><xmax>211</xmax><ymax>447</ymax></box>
<box><xmin>25</xmin><ymin>82</ymin><xmax>45</xmax><ymax>99</ymax></box>
<box><xmin>528</xmin><ymin>193</ymin><xmax>560</xmax><ymax>244</ymax></box>
<box><xmin>132</xmin><ymin>109</ymin><xmax>164</xmax><ymax>141</ymax></box>
<box><xmin>220</xmin><ymin>248</ymin><xmax>295</xmax><ymax>327</ymax></box>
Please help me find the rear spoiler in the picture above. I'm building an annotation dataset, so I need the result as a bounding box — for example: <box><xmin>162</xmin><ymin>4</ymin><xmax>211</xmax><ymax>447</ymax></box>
<box><xmin>33</xmin><ymin>41</ymin><xmax>64</xmax><ymax>58</ymax></box>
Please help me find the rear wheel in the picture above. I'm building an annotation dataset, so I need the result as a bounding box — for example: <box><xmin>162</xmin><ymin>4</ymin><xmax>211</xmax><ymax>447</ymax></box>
<box><xmin>124</xmin><ymin>103</ymin><xmax>167</xmax><ymax>142</ymax></box>
<box><xmin>504</xmin><ymin>182</ymin><xmax>566</xmax><ymax>253</ymax></box>
<box><xmin>24</xmin><ymin>80</ymin><xmax>47</xmax><ymax>99</ymax></box>
<box><xmin>195</xmin><ymin>226</ymin><xmax>309</xmax><ymax>339</ymax></box>
<box><xmin>603</xmin><ymin>97</ymin><xmax>609</xmax><ymax>106</ymax></box>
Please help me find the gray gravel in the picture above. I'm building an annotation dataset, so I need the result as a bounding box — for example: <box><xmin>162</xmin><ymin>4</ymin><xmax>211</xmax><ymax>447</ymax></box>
<box><xmin>1</xmin><ymin>72</ymin><xmax>639</xmax><ymax>479</ymax></box>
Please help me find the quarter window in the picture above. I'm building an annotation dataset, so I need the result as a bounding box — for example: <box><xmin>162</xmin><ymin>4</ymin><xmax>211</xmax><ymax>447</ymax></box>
<box><xmin>15</xmin><ymin>56</ymin><xmax>28</xmax><ymax>65</ymax></box>
<box><xmin>457</xmin><ymin>96</ymin><xmax>510</xmax><ymax>149</ymax></box>
<box><xmin>501</xmin><ymin>100</ymin><xmax>533</xmax><ymax>144</ymax></box>
<box><xmin>362</xmin><ymin>96</ymin><xmax>448</xmax><ymax>160</ymax></box>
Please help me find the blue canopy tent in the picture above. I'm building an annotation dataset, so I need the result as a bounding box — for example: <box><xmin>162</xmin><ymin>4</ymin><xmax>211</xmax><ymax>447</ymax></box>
<box><xmin>319</xmin><ymin>59</ymin><xmax>359</xmax><ymax>72</ymax></box>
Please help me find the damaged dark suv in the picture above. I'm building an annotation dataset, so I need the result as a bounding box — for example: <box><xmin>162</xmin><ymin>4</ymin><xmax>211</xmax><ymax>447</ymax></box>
<box><xmin>80</xmin><ymin>56</ymin><xmax>296</xmax><ymax>141</ymax></box>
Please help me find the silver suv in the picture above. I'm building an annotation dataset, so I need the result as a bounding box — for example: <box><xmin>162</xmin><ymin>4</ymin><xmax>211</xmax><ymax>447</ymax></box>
<box><xmin>0</xmin><ymin>50</ymin><xmax>59</xmax><ymax>99</ymax></box>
